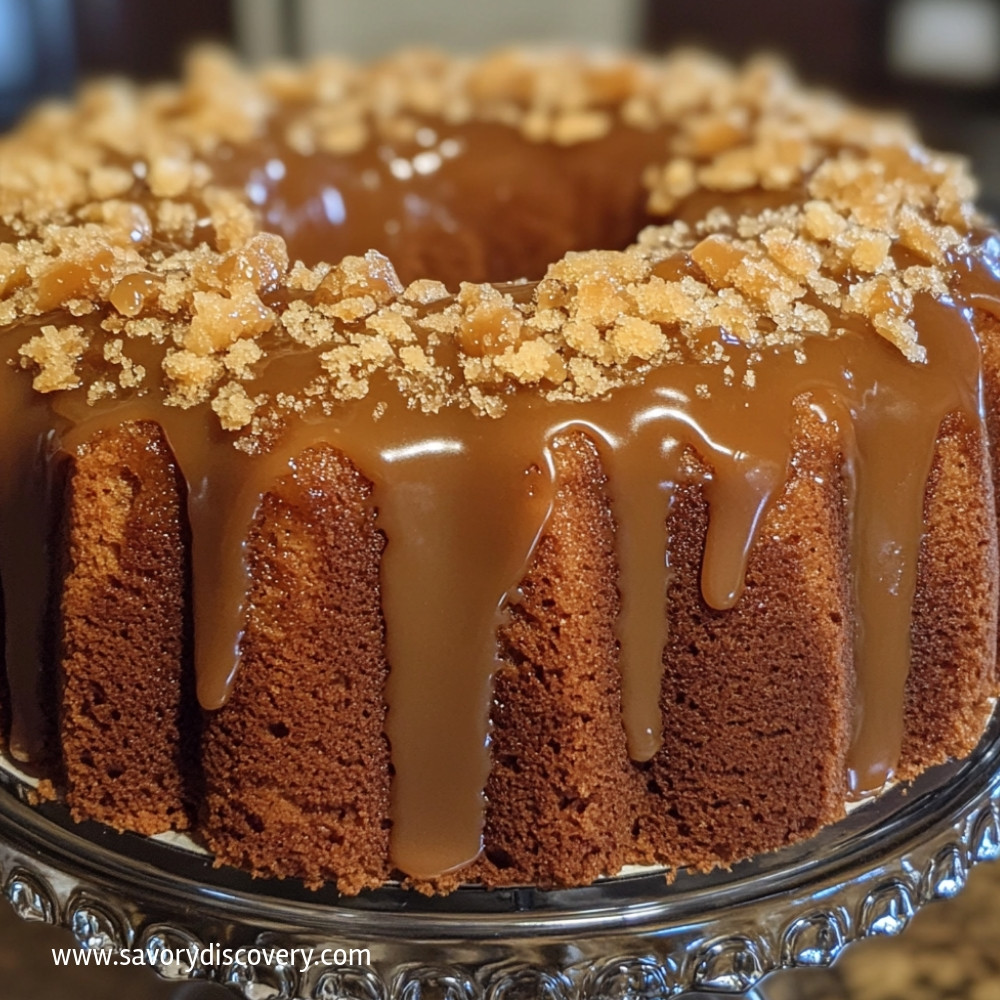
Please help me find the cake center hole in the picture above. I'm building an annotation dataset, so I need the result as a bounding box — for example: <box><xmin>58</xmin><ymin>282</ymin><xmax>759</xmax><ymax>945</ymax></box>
<box><xmin>219</xmin><ymin>119</ymin><xmax>671</xmax><ymax>288</ymax></box>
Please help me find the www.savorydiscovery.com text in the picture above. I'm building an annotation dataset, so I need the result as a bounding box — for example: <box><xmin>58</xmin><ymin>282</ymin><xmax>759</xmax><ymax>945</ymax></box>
<box><xmin>52</xmin><ymin>943</ymin><xmax>371</xmax><ymax>974</ymax></box>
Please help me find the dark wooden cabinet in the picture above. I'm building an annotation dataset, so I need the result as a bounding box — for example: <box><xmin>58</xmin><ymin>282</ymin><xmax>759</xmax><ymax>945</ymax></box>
<box><xmin>72</xmin><ymin>0</ymin><xmax>233</xmax><ymax>78</ymax></box>
<box><xmin>0</xmin><ymin>0</ymin><xmax>233</xmax><ymax>128</ymax></box>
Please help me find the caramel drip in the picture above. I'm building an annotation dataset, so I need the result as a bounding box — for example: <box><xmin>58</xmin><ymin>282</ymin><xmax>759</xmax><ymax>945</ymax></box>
<box><xmin>370</xmin><ymin>431</ymin><xmax>551</xmax><ymax>878</ymax></box>
<box><xmin>198</xmin><ymin>363</ymin><xmax>557</xmax><ymax>878</ymax></box>
<box><xmin>845</xmin><ymin>294</ymin><xmax>981</xmax><ymax>794</ymax></box>
<box><xmin>585</xmin><ymin>300</ymin><xmax>982</xmax><ymax>775</ymax></box>
<box><xmin>57</xmin><ymin>396</ymin><xmax>259</xmax><ymax>711</ymax></box>
<box><xmin>580</xmin><ymin>383</ymin><xmax>790</xmax><ymax>763</ymax></box>
<box><xmin>0</xmin><ymin>266</ymin><xmax>988</xmax><ymax>871</ymax></box>
<box><xmin>0</xmin><ymin>334</ymin><xmax>65</xmax><ymax>763</ymax></box>
<box><xmin>14</xmin><ymin>337</ymin><xmax>556</xmax><ymax>875</ymax></box>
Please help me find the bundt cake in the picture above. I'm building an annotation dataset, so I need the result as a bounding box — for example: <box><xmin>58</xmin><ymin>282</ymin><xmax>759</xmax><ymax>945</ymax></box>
<box><xmin>0</xmin><ymin>47</ymin><xmax>998</xmax><ymax>894</ymax></box>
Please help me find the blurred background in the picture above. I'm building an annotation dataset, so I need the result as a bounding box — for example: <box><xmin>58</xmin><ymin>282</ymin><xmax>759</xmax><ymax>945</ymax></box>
<box><xmin>2</xmin><ymin>1</ymin><xmax>1000</xmax><ymax>997</ymax></box>
<box><xmin>2</xmin><ymin>0</ymin><xmax>1000</xmax><ymax>209</ymax></box>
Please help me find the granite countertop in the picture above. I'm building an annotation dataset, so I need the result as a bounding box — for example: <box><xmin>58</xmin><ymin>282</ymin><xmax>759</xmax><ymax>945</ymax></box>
<box><xmin>2</xmin><ymin>857</ymin><xmax>1000</xmax><ymax>999</ymax></box>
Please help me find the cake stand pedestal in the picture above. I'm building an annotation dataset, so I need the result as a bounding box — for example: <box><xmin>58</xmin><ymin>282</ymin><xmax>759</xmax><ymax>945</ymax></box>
<box><xmin>1</xmin><ymin>717</ymin><xmax>998</xmax><ymax>1000</ymax></box>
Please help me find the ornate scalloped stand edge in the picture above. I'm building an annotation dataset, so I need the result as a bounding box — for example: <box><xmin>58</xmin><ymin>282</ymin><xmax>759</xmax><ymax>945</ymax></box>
<box><xmin>1</xmin><ymin>722</ymin><xmax>999</xmax><ymax>1000</ymax></box>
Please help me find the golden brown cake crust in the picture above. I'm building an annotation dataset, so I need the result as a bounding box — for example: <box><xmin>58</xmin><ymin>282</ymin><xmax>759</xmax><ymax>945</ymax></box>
<box><xmin>199</xmin><ymin>444</ymin><xmax>391</xmax><ymax>894</ymax></box>
<box><xmin>901</xmin><ymin>412</ymin><xmax>1000</xmax><ymax>776</ymax></box>
<box><xmin>59</xmin><ymin>420</ymin><xmax>195</xmax><ymax>834</ymax></box>
<box><xmin>476</xmin><ymin>431</ymin><xmax>643</xmax><ymax>889</ymax></box>
<box><xmin>978</xmin><ymin>309</ymin><xmax>1000</xmax><ymax>636</ymax></box>
<box><xmin>639</xmin><ymin>403</ymin><xmax>853</xmax><ymax>867</ymax></box>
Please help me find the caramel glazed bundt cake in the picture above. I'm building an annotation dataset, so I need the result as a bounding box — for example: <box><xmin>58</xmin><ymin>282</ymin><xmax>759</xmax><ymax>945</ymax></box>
<box><xmin>1</xmin><ymin>45</ymin><xmax>999</xmax><ymax>895</ymax></box>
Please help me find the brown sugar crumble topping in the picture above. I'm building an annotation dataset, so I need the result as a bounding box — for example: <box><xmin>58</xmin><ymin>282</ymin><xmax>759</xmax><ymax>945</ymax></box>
<box><xmin>0</xmin><ymin>46</ymin><xmax>983</xmax><ymax>440</ymax></box>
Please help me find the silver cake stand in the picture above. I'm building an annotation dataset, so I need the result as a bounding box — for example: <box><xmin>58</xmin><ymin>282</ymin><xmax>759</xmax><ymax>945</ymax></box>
<box><xmin>1</xmin><ymin>717</ymin><xmax>999</xmax><ymax>1000</ymax></box>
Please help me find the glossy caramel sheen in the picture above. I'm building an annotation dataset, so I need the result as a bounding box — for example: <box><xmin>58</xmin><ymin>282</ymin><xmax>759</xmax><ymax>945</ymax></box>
<box><xmin>1</xmin><ymin>120</ymin><xmax>998</xmax><ymax>880</ymax></box>
<box><xmin>211</xmin><ymin>117</ymin><xmax>671</xmax><ymax>286</ymax></box>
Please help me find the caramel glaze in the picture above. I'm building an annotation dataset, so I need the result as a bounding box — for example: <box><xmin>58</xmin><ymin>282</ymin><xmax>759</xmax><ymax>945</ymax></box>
<box><xmin>0</xmin><ymin>344</ymin><xmax>64</xmax><ymax>764</ymax></box>
<box><xmin>0</xmin><ymin>128</ymin><xmax>997</xmax><ymax>878</ymax></box>
<box><xmin>1</xmin><ymin>272</ymin><xmax>990</xmax><ymax>875</ymax></box>
<box><xmin>210</xmin><ymin>118</ymin><xmax>672</xmax><ymax>284</ymax></box>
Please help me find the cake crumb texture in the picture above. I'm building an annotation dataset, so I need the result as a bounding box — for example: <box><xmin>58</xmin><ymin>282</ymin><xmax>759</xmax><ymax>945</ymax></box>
<box><xmin>199</xmin><ymin>445</ymin><xmax>391</xmax><ymax>894</ymax></box>
<box><xmin>638</xmin><ymin>403</ymin><xmax>853</xmax><ymax>866</ymax></box>
<box><xmin>60</xmin><ymin>421</ymin><xmax>196</xmax><ymax>834</ymax></box>
<box><xmin>901</xmin><ymin>409</ymin><xmax>998</xmax><ymax>777</ymax></box>
<box><xmin>478</xmin><ymin>432</ymin><xmax>643</xmax><ymax>889</ymax></box>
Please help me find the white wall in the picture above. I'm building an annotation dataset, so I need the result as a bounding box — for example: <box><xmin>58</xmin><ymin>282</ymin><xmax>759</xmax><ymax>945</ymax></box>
<box><xmin>234</xmin><ymin>0</ymin><xmax>291</xmax><ymax>64</ymax></box>
<box><xmin>236</xmin><ymin>0</ymin><xmax>643</xmax><ymax>61</ymax></box>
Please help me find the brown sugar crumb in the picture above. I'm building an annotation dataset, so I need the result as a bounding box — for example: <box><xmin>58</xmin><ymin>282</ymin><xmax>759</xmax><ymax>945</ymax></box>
<box><xmin>148</xmin><ymin>156</ymin><xmax>195</xmax><ymax>200</ymax></box>
<box><xmin>155</xmin><ymin>201</ymin><xmax>199</xmax><ymax>243</ymax></box>
<box><xmin>162</xmin><ymin>349</ymin><xmax>223</xmax><ymax>406</ymax></box>
<box><xmin>402</xmin><ymin>278</ymin><xmax>450</xmax><ymax>306</ymax></box>
<box><xmin>456</xmin><ymin>284</ymin><xmax>524</xmax><ymax>358</ymax></box>
<box><xmin>212</xmin><ymin>381</ymin><xmax>259</xmax><ymax>430</ymax></box>
<box><xmin>0</xmin><ymin>244</ymin><xmax>28</xmax><ymax>297</ymax></box>
<box><xmin>608</xmin><ymin>315</ymin><xmax>667</xmax><ymax>363</ymax></box>
<box><xmin>219</xmin><ymin>232</ymin><xmax>289</xmax><ymax>294</ymax></box>
<box><xmin>185</xmin><ymin>283</ymin><xmax>275</xmax><ymax>355</ymax></box>
<box><xmin>493</xmin><ymin>338</ymin><xmax>566</xmax><ymax>384</ymax></box>
<box><xmin>317</xmin><ymin>251</ymin><xmax>403</xmax><ymax>305</ymax></box>
<box><xmin>102</xmin><ymin>338</ymin><xmax>146</xmax><ymax>388</ymax></box>
<box><xmin>0</xmin><ymin>46</ymin><xmax>986</xmax><ymax>443</ymax></box>
<box><xmin>17</xmin><ymin>324</ymin><xmax>87</xmax><ymax>391</ymax></box>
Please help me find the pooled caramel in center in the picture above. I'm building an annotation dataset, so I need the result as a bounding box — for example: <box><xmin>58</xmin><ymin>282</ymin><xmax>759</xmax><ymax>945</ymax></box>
<box><xmin>211</xmin><ymin>116</ymin><xmax>670</xmax><ymax>287</ymax></box>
